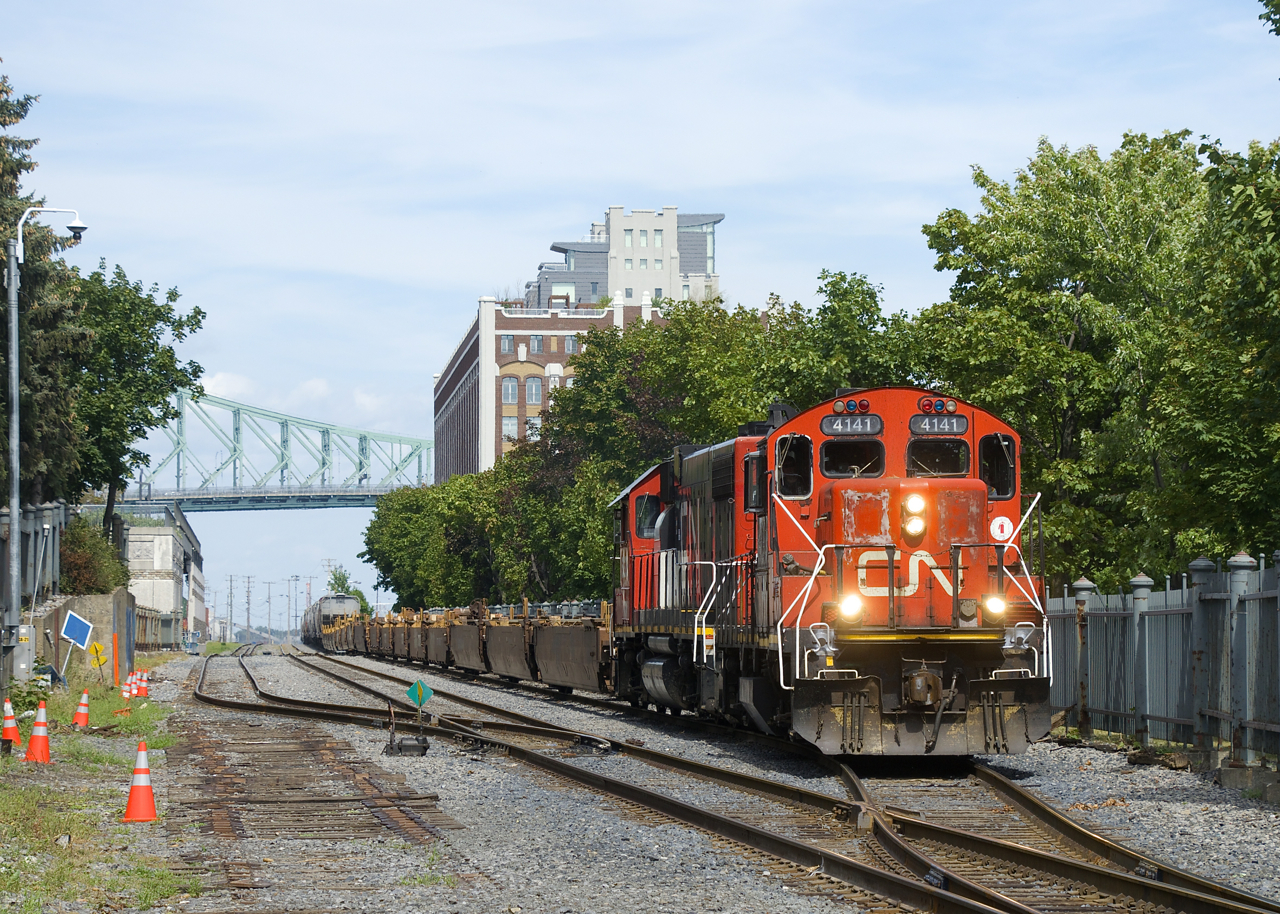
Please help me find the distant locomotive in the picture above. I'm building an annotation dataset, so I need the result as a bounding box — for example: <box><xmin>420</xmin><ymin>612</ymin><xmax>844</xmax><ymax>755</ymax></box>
<box><xmin>324</xmin><ymin>387</ymin><xmax>1051</xmax><ymax>756</ymax></box>
<box><xmin>302</xmin><ymin>594</ymin><xmax>362</xmax><ymax>649</ymax></box>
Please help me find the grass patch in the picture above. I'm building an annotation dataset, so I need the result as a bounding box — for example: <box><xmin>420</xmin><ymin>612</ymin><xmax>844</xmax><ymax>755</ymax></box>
<box><xmin>104</xmin><ymin>862</ymin><xmax>202</xmax><ymax>909</ymax></box>
<box><xmin>54</xmin><ymin>735</ymin><xmax>131</xmax><ymax>773</ymax></box>
<box><xmin>0</xmin><ymin>783</ymin><xmax>198</xmax><ymax>911</ymax></box>
<box><xmin>397</xmin><ymin>846</ymin><xmax>456</xmax><ymax>889</ymax></box>
<box><xmin>202</xmin><ymin>641</ymin><xmax>239</xmax><ymax>656</ymax></box>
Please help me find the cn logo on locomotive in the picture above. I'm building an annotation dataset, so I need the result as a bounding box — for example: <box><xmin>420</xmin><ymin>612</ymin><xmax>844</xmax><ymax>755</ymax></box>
<box><xmin>855</xmin><ymin>549</ymin><xmax>954</xmax><ymax>597</ymax></box>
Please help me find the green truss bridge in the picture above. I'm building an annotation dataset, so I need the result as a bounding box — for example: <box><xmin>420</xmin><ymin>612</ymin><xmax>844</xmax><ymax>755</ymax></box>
<box><xmin>120</xmin><ymin>391</ymin><xmax>432</xmax><ymax>512</ymax></box>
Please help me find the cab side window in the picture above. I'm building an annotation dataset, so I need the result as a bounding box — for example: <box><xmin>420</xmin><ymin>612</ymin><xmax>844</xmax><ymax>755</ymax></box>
<box><xmin>979</xmin><ymin>434</ymin><xmax>1016</xmax><ymax>499</ymax></box>
<box><xmin>634</xmin><ymin>494</ymin><xmax>660</xmax><ymax>539</ymax></box>
<box><xmin>775</xmin><ymin>435</ymin><xmax>813</xmax><ymax>498</ymax></box>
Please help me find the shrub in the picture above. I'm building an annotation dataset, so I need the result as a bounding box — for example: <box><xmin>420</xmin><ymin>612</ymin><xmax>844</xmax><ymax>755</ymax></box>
<box><xmin>59</xmin><ymin>516</ymin><xmax>129</xmax><ymax>595</ymax></box>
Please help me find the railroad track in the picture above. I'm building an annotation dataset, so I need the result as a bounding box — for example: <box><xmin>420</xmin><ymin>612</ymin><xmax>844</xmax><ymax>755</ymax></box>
<box><xmin>317</xmin><ymin>650</ymin><xmax>1280</xmax><ymax>913</ymax></box>
<box><xmin>195</xmin><ymin>651</ymin><xmax>1280</xmax><ymax>914</ymax></box>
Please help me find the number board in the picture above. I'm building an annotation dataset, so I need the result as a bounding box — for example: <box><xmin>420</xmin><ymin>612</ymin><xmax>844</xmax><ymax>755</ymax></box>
<box><xmin>909</xmin><ymin>414</ymin><xmax>969</xmax><ymax>435</ymax></box>
<box><xmin>820</xmin><ymin>414</ymin><xmax>883</xmax><ymax>436</ymax></box>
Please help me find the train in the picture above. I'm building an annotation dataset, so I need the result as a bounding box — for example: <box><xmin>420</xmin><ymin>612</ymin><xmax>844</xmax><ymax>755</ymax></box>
<box><xmin>310</xmin><ymin>387</ymin><xmax>1052</xmax><ymax>756</ymax></box>
<box><xmin>301</xmin><ymin>594</ymin><xmax>363</xmax><ymax>647</ymax></box>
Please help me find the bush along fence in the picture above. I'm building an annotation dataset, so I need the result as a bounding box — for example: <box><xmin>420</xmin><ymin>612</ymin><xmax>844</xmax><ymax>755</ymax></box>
<box><xmin>1047</xmin><ymin>552</ymin><xmax>1279</xmax><ymax>769</ymax></box>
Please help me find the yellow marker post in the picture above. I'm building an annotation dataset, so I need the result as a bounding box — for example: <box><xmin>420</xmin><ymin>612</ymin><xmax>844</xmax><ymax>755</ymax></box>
<box><xmin>88</xmin><ymin>641</ymin><xmax>108</xmax><ymax>683</ymax></box>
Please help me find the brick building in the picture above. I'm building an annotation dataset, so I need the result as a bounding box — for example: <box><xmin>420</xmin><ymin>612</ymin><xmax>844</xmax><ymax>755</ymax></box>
<box><xmin>433</xmin><ymin>206</ymin><xmax>724</xmax><ymax>483</ymax></box>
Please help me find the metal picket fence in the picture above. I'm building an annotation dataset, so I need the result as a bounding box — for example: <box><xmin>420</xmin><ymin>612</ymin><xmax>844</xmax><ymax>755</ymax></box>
<box><xmin>1048</xmin><ymin>552</ymin><xmax>1280</xmax><ymax>761</ymax></box>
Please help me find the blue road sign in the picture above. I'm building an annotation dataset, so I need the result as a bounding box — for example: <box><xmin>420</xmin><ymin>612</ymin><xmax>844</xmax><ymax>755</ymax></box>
<box><xmin>406</xmin><ymin>681</ymin><xmax>433</xmax><ymax>707</ymax></box>
<box><xmin>60</xmin><ymin>611</ymin><xmax>93</xmax><ymax>650</ymax></box>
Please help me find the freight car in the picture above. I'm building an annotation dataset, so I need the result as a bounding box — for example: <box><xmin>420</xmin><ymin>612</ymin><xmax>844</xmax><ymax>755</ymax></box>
<box><xmin>327</xmin><ymin>387</ymin><xmax>1052</xmax><ymax>756</ymax></box>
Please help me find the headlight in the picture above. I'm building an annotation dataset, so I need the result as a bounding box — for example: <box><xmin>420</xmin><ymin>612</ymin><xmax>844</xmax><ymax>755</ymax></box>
<box><xmin>984</xmin><ymin>595</ymin><xmax>1007</xmax><ymax>615</ymax></box>
<box><xmin>839</xmin><ymin>594</ymin><xmax>862</xmax><ymax>620</ymax></box>
<box><xmin>905</xmin><ymin>493</ymin><xmax>926</xmax><ymax>515</ymax></box>
<box><xmin>904</xmin><ymin>516</ymin><xmax>926</xmax><ymax>537</ymax></box>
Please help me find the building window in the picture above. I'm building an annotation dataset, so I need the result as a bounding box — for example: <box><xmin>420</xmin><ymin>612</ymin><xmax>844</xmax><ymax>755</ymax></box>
<box><xmin>551</xmin><ymin>283</ymin><xmax>575</xmax><ymax>305</ymax></box>
<box><xmin>548</xmin><ymin>374</ymin><xmax>561</xmax><ymax>389</ymax></box>
<box><xmin>654</xmin><ymin>229</ymin><xmax>663</xmax><ymax>248</ymax></box>
<box><xmin>566</xmin><ymin>252</ymin><xmax>575</xmax><ymax>271</ymax></box>
<box><xmin>640</xmin><ymin>259</ymin><xmax>647</xmax><ymax>270</ymax></box>
<box><xmin>548</xmin><ymin>335</ymin><xmax>558</xmax><ymax>353</ymax></box>
<box><xmin>682</xmin><ymin>284</ymin><xmax>690</xmax><ymax>299</ymax></box>
<box><xmin>565</xmin><ymin>335</ymin><xmax>579</xmax><ymax>355</ymax></box>
<box><xmin>590</xmin><ymin>281</ymin><xmax>598</xmax><ymax>299</ymax></box>
<box><xmin>530</xmin><ymin>335</ymin><xmax>544</xmax><ymax>354</ymax></box>
<box><xmin>502</xmin><ymin>377</ymin><xmax>518</xmax><ymax>404</ymax></box>
<box><xmin>502</xmin><ymin>416</ymin><xmax>518</xmax><ymax>440</ymax></box>
<box><xmin>654</xmin><ymin>288</ymin><xmax>662</xmax><ymax>300</ymax></box>
<box><xmin>625</xmin><ymin>259</ymin><xmax>632</xmax><ymax>270</ymax></box>
<box><xmin>565</xmin><ymin>376</ymin><xmax>575</xmax><ymax>388</ymax></box>
<box><xmin>625</xmin><ymin>229</ymin><xmax>632</xmax><ymax>247</ymax></box>
<box><xmin>526</xmin><ymin>376</ymin><xmax>542</xmax><ymax>404</ymax></box>
<box><xmin>526</xmin><ymin>416</ymin><xmax>542</xmax><ymax>440</ymax></box>
<box><xmin>654</xmin><ymin>259</ymin><xmax>662</xmax><ymax>270</ymax></box>
<box><xmin>625</xmin><ymin>288</ymin><xmax>633</xmax><ymax>299</ymax></box>
<box><xmin>640</xmin><ymin>229</ymin><xmax>648</xmax><ymax>247</ymax></box>
<box><xmin>500</xmin><ymin>335</ymin><xmax>513</xmax><ymax>354</ymax></box>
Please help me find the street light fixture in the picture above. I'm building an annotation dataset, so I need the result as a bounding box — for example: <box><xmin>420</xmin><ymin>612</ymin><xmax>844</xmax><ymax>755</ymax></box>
<box><xmin>4</xmin><ymin>207</ymin><xmax>86</xmax><ymax>692</ymax></box>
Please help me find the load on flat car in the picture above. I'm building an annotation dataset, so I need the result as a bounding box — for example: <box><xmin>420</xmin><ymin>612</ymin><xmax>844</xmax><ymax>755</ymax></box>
<box><xmin>314</xmin><ymin>387</ymin><xmax>1052</xmax><ymax>756</ymax></box>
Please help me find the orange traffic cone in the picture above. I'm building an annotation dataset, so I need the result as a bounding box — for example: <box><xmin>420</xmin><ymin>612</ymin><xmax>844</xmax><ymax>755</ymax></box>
<box><xmin>137</xmin><ymin>670</ymin><xmax>149</xmax><ymax>698</ymax></box>
<box><xmin>122</xmin><ymin>741</ymin><xmax>157</xmax><ymax>822</ymax></box>
<box><xmin>129</xmin><ymin>672</ymin><xmax>138</xmax><ymax>698</ymax></box>
<box><xmin>2</xmin><ymin>698</ymin><xmax>22</xmax><ymax>749</ymax></box>
<box><xmin>72</xmin><ymin>689</ymin><xmax>91</xmax><ymax>728</ymax></box>
<box><xmin>24</xmin><ymin>701</ymin><xmax>50</xmax><ymax>763</ymax></box>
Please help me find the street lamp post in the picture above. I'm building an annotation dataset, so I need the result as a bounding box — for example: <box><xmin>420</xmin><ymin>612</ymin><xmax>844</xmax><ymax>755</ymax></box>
<box><xmin>3</xmin><ymin>207</ymin><xmax>86</xmax><ymax>695</ymax></box>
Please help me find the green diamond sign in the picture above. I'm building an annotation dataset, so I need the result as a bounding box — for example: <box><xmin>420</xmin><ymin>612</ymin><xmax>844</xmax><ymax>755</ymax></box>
<box><xmin>406</xmin><ymin>681</ymin><xmax>433</xmax><ymax>707</ymax></box>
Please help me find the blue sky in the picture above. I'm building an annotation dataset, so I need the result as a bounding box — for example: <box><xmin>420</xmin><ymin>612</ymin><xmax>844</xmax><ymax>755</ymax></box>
<box><xmin>7</xmin><ymin>1</ymin><xmax>1278</xmax><ymax>621</ymax></box>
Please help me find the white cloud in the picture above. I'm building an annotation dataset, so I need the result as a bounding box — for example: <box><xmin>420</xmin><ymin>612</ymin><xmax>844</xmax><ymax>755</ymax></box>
<box><xmin>201</xmin><ymin>372</ymin><xmax>258</xmax><ymax>401</ymax></box>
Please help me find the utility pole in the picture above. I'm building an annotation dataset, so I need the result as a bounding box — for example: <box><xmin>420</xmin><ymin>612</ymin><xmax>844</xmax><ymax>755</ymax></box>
<box><xmin>289</xmin><ymin>575</ymin><xmax>300</xmax><ymax>647</ymax></box>
<box><xmin>266</xmin><ymin>582</ymin><xmax>273</xmax><ymax>644</ymax></box>
<box><xmin>245</xmin><ymin>576</ymin><xmax>254</xmax><ymax>643</ymax></box>
<box><xmin>226</xmin><ymin>575</ymin><xmax>235</xmax><ymax>643</ymax></box>
<box><xmin>304</xmin><ymin>576</ymin><xmax>316</xmax><ymax>628</ymax></box>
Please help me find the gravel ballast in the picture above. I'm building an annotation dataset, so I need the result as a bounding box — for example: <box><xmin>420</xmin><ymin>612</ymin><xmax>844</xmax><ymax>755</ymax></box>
<box><xmin>981</xmin><ymin>743</ymin><xmax>1280</xmax><ymax>901</ymax></box>
<box><xmin>155</xmin><ymin>651</ymin><xmax>1280</xmax><ymax>910</ymax></box>
<box><xmin>330</xmin><ymin>654</ymin><xmax>1280</xmax><ymax>904</ymax></box>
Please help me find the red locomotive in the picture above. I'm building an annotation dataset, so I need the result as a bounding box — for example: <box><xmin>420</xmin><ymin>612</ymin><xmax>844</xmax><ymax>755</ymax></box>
<box><xmin>612</xmin><ymin>386</ymin><xmax>1051</xmax><ymax>755</ymax></box>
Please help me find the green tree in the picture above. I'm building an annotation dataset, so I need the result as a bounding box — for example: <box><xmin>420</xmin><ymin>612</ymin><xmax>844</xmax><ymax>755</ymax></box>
<box><xmin>0</xmin><ymin>73</ymin><xmax>90</xmax><ymax>504</ymax></box>
<box><xmin>1260</xmin><ymin>0</ymin><xmax>1280</xmax><ymax>36</ymax></box>
<box><xmin>1171</xmin><ymin>137</ymin><xmax>1280</xmax><ymax>555</ymax></box>
<box><xmin>917</xmin><ymin>132</ymin><xmax>1208</xmax><ymax>588</ymax></box>
<box><xmin>70</xmin><ymin>262</ymin><xmax>204</xmax><ymax>528</ymax></box>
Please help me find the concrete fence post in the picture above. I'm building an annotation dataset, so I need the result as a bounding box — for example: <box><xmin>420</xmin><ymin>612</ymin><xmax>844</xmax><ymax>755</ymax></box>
<box><xmin>1227</xmin><ymin>552</ymin><xmax>1258</xmax><ymax>763</ymax></box>
<box><xmin>1129</xmin><ymin>573</ymin><xmax>1153</xmax><ymax>748</ymax></box>
<box><xmin>1073</xmin><ymin>577</ymin><xmax>1097</xmax><ymax>738</ymax></box>
<box><xmin>1188</xmin><ymin>556</ymin><xmax>1218</xmax><ymax>752</ymax></box>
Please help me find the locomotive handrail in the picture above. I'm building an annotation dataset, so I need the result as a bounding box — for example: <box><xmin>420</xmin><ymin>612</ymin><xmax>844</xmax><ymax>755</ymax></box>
<box><xmin>772</xmin><ymin>493</ymin><xmax>831</xmax><ymax>691</ymax></box>
<box><xmin>689</xmin><ymin>560</ymin><xmax>719</xmax><ymax>667</ymax></box>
